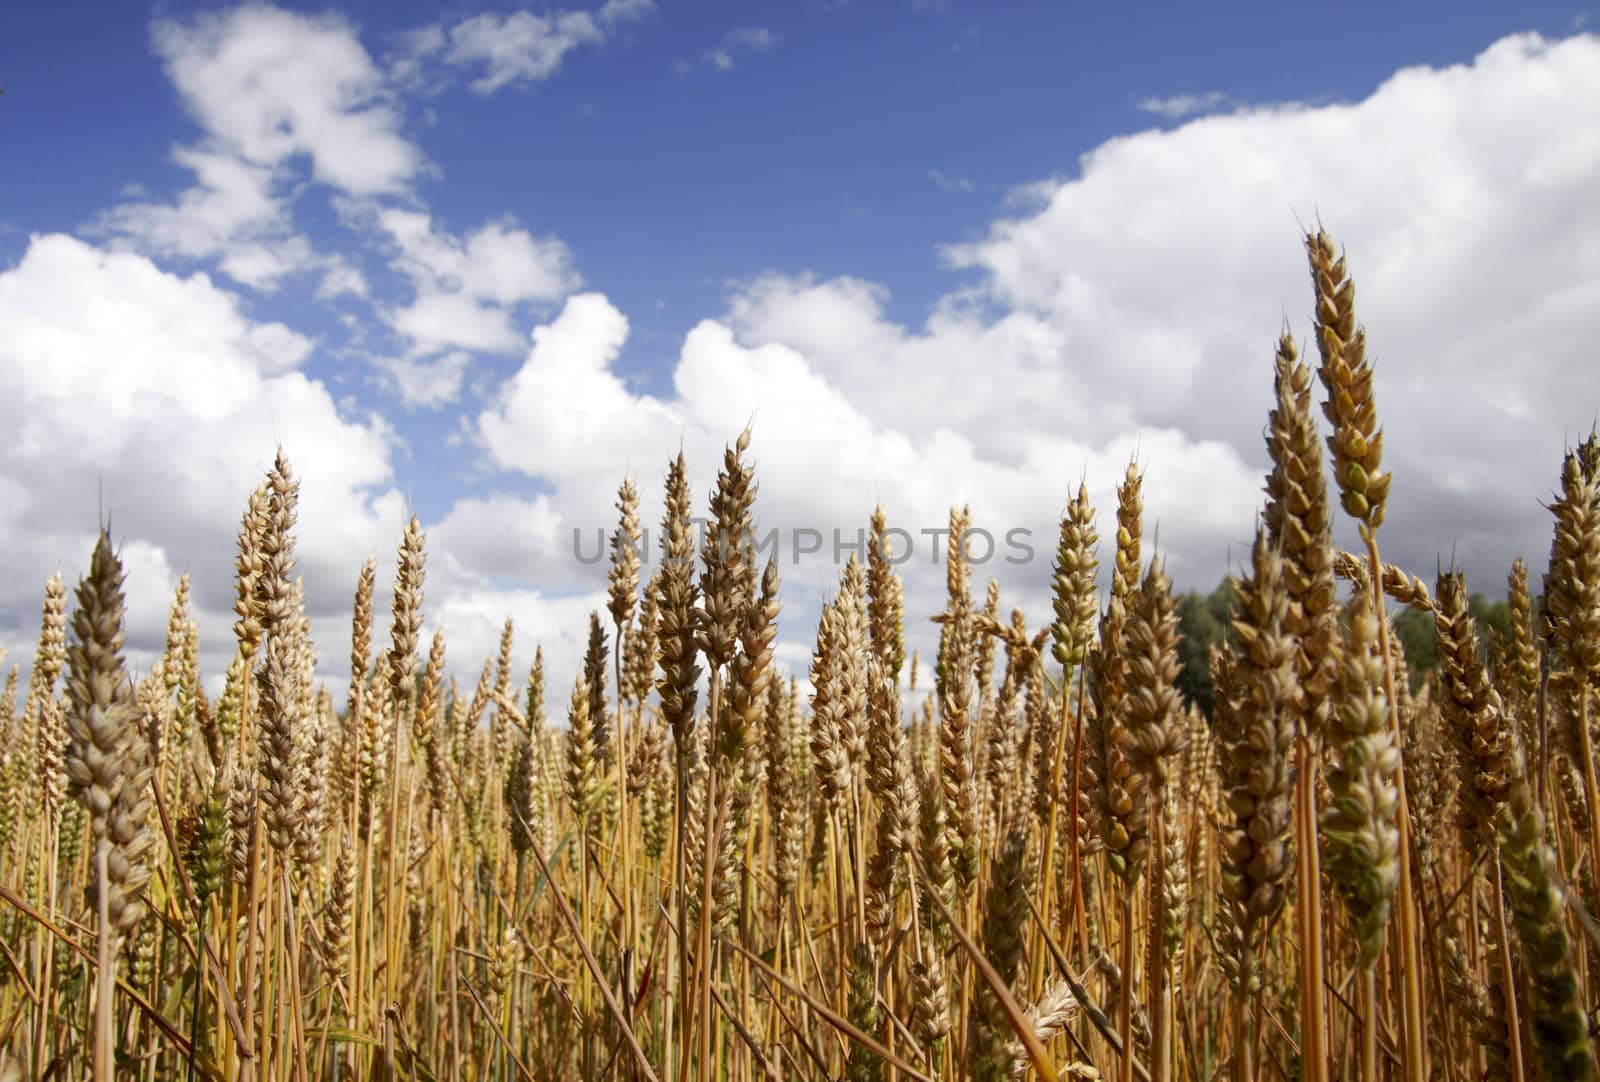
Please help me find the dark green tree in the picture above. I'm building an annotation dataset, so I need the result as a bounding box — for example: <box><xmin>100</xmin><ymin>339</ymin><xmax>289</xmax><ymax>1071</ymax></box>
<box><xmin>1392</xmin><ymin>605</ymin><xmax>1438</xmax><ymax>684</ymax></box>
<box><xmin>1174</xmin><ymin>572</ymin><xmax>1509</xmax><ymax>702</ymax></box>
<box><xmin>1175</xmin><ymin>578</ymin><xmax>1238</xmax><ymax>713</ymax></box>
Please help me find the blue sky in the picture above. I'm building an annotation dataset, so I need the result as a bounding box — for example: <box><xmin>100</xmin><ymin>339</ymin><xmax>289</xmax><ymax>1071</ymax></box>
<box><xmin>2</xmin><ymin>1</ymin><xmax>1598</xmax><ymax>690</ymax></box>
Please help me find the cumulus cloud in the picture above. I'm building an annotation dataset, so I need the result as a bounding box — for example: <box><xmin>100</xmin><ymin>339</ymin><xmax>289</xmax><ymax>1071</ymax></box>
<box><xmin>462</xmin><ymin>31</ymin><xmax>1600</xmax><ymax>683</ymax></box>
<box><xmin>98</xmin><ymin>148</ymin><xmax>308</xmax><ymax>288</ymax></box>
<box><xmin>480</xmin><ymin>293</ymin><xmax>676</xmax><ymax>477</ymax></box>
<box><xmin>99</xmin><ymin>6</ymin><xmax>422</xmax><ymax>291</ymax></box>
<box><xmin>0</xmin><ymin>234</ymin><xmax>403</xmax><ymax>684</ymax></box>
<box><xmin>373</xmin><ymin>207</ymin><xmax>579</xmax><ymax>358</ymax></box>
<box><xmin>152</xmin><ymin>7</ymin><xmax>420</xmax><ymax>195</ymax></box>
<box><xmin>0</xmin><ymin>234</ymin><xmax>605</xmax><ymax>698</ymax></box>
<box><xmin>430</xmin><ymin>493</ymin><xmax>567</xmax><ymax>581</ymax></box>
<box><xmin>946</xmin><ymin>31</ymin><xmax>1600</xmax><ymax>584</ymax></box>
<box><xmin>472</xmin><ymin>290</ymin><xmax>1261</xmax><ymax>681</ymax></box>
<box><xmin>8</xmin><ymin>27</ymin><xmax>1600</xmax><ymax>707</ymax></box>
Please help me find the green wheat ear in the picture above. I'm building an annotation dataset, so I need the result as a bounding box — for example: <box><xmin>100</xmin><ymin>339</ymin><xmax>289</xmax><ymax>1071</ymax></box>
<box><xmin>1498</xmin><ymin>781</ymin><xmax>1596</xmax><ymax>1082</ymax></box>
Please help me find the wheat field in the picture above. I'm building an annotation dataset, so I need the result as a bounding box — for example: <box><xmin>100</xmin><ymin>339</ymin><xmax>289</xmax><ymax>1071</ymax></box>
<box><xmin>0</xmin><ymin>227</ymin><xmax>1595</xmax><ymax>1081</ymax></box>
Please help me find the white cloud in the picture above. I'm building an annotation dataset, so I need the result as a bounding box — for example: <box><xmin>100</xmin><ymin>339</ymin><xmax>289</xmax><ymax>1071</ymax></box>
<box><xmin>10</xmin><ymin>27</ymin><xmax>1600</xmax><ymax>707</ymax></box>
<box><xmin>463</xmin><ymin>31</ymin><xmax>1600</xmax><ymax>682</ymax></box>
<box><xmin>473</xmin><ymin>290</ymin><xmax>1262</xmax><ymax>681</ymax></box>
<box><xmin>97</xmin><ymin>147</ymin><xmax>349</xmax><ymax>292</ymax></box>
<box><xmin>447</xmin><ymin>11</ymin><xmax>604</xmax><ymax>93</ymax></box>
<box><xmin>946</xmin><ymin>30</ymin><xmax>1600</xmax><ymax>583</ymax></box>
<box><xmin>1136</xmin><ymin>90</ymin><xmax>1233</xmax><ymax>119</ymax></box>
<box><xmin>929</xmin><ymin>169</ymin><xmax>975</xmax><ymax>194</ymax></box>
<box><xmin>99</xmin><ymin>148</ymin><xmax>295</xmax><ymax>284</ymax></box>
<box><xmin>431</xmin><ymin>493</ymin><xmax>567</xmax><ymax>582</ymax></box>
<box><xmin>599</xmin><ymin>0</ymin><xmax>656</xmax><ymax>27</ymax></box>
<box><xmin>374</xmin><ymin>207</ymin><xmax>579</xmax><ymax>356</ymax></box>
<box><xmin>727</xmin><ymin>27</ymin><xmax>777</xmax><ymax>51</ymax></box>
<box><xmin>725</xmin><ymin>274</ymin><xmax>1080</xmax><ymax>461</ymax></box>
<box><xmin>317</xmin><ymin>260</ymin><xmax>369</xmax><ymax>300</ymax></box>
<box><xmin>480</xmin><ymin>293</ymin><xmax>679</xmax><ymax>482</ymax></box>
<box><xmin>0</xmin><ymin>234</ymin><xmax>403</xmax><ymax>684</ymax></box>
<box><xmin>692</xmin><ymin>27</ymin><xmax>778</xmax><ymax>72</ymax></box>
<box><xmin>152</xmin><ymin>7</ymin><xmax>420</xmax><ymax>195</ymax></box>
<box><xmin>375</xmin><ymin>351</ymin><xmax>472</xmax><ymax>409</ymax></box>
<box><xmin>426</xmin><ymin>585</ymin><xmax>608</xmax><ymax>710</ymax></box>
<box><xmin>0</xmin><ymin>234</ymin><xmax>605</xmax><ymax>695</ymax></box>
<box><xmin>411</xmin><ymin>1</ymin><xmax>654</xmax><ymax>95</ymax></box>
<box><xmin>100</xmin><ymin>6</ymin><xmax>423</xmax><ymax>291</ymax></box>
